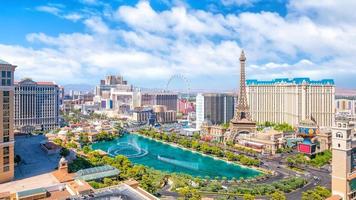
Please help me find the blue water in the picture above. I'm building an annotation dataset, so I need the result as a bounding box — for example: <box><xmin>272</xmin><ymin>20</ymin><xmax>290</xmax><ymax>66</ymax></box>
<box><xmin>91</xmin><ymin>134</ymin><xmax>261</xmax><ymax>179</ymax></box>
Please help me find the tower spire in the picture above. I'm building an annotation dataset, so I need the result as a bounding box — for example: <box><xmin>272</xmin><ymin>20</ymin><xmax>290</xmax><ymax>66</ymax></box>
<box><xmin>234</xmin><ymin>50</ymin><xmax>251</xmax><ymax>120</ymax></box>
<box><xmin>225</xmin><ymin>50</ymin><xmax>256</xmax><ymax>141</ymax></box>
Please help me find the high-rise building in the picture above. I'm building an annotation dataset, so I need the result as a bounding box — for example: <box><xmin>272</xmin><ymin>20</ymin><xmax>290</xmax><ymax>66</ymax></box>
<box><xmin>95</xmin><ymin>75</ymin><xmax>132</xmax><ymax>97</ymax></box>
<box><xmin>336</xmin><ymin>98</ymin><xmax>356</xmax><ymax>116</ymax></box>
<box><xmin>139</xmin><ymin>92</ymin><xmax>178</xmax><ymax>111</ymax></box>
<box><xmin>0</xmin><ymin>59</ymin><xmax>16</xmax><ymax>183</ymax></box>
<box><xmin>196</xmin><ymin>93</ymin><xmax>234</xmax><ymax>129</ymax></box>
<box><xmin>246</xmin><ymin>78</ymin><xmax>335</xmax><ymax>128</ymax></box>
<box><xmin>331</xmin><ymin>118</ymin><xmax>356</xmax><ymax>200</ymax></box>
<box><xmin>14</xmin><ymin>78</ymin><xmax>60</xmax><ymax>133</ymax></box>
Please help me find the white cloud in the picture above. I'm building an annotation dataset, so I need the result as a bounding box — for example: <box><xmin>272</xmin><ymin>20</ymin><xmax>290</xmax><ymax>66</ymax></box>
<box><xmin>35</xmin><ymin>5</ymin><xmax>61</xmax><ymax>15</ymax></box>
<box><xmin>84</xmin><ymin>17</ymin><xmax>109</xmax><ymax>34</ymax></box>
<box><xmin>288</xmin><ymin>0</ymin><xmax>356</xmax><ymax>25</ymax></box>
<box><xmin>2</xmin><ymin>0</ymin><xmax>356</xmax><ymax>89</ymax></box>
<box><xmin>116</xmin><ymin>1</ymin><xmax>230</xmax><ymax>36</ymax></box>
<box><xmin>63</xmin><ymin>13</ymin><xmax>83</xmax><ymax>22</ymax></box>
<box><xmin>221</xmin><ymin>0</ymin><xmax>258</xmax><ymax>7</ymax></box>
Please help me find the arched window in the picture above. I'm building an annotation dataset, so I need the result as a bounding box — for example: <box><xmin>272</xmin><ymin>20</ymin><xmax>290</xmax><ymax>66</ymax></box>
<box><xmin>336</xmin><ymin>132</ymin><xmax>343</xmax><ymax>138</ymax></box>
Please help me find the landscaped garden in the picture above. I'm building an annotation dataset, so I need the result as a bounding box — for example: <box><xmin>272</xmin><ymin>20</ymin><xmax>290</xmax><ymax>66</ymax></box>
<box><xmin>286</xmin><ymin>150</ymin><xmax>332</xmax><ymax>168</ymax></box>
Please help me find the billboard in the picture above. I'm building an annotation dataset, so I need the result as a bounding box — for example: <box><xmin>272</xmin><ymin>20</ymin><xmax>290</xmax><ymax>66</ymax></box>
<box><xmin>298</xmin><ymin>143</ymin><xmax>316</xmax><ymax>155</ymax></box>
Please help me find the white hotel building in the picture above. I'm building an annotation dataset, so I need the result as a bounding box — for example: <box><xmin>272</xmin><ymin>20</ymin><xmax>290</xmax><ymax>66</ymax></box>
<box><xmin>246</xmin><ymin>78</ymin><xmax>335</xmax><ymax>128</ymax></box>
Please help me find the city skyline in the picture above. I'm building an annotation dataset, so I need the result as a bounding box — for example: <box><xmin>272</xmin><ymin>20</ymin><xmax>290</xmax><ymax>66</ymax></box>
<box><xmin>0</xmin><ymin>0</ymin><xmax>355</xmax><ymax>90</ymax></box>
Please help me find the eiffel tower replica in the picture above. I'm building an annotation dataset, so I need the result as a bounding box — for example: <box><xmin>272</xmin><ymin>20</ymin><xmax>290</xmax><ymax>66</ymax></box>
<box><xmin>226</xmin><ymin>50</ymin><xmax>256</xmax><ymax>141</ymax></box>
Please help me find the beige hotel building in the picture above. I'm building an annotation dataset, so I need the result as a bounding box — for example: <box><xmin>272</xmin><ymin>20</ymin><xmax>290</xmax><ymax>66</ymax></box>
<box><xmin>14</xmin><ymin>78</ymin><xmax>60</xmax><ymax>133</ymax></box>
<box><xmin>0</xmin><ymin>59</ymin><xmax>16</xmax><ymax>183</ymax></box>
<box><xmin>246</xmin><ymin>78</ymin><xmax>335</xmax><ymax>128</ymax></box>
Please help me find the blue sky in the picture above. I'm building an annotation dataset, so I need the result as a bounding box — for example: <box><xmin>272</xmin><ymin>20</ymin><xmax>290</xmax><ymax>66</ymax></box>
<box><xmin>0</xmin><ymin>0</ymin><xmax>355</xmax><ymax>90</ymax></box>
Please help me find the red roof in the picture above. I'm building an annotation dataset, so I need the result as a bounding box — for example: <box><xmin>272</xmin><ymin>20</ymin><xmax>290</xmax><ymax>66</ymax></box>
<box><xmin>37</xmin><ymin>81</ymin><xmax>56</xmax><ymax>85</ymax></box>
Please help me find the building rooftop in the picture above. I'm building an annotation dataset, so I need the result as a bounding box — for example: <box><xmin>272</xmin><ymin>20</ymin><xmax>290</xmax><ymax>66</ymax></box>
<box><xmin>75</xmin><ymin>165</ymin><xmax>120</xmax><ymax>181</ymax></box>
<box><xmin>17</xmin><ymin>188</ymin><xmax>47</xmax><ymax>198</ymax></box>
<box><xmin>0</xmin><ymin>59</ymin><xmax>10</xmax><ymax>65</ymax></box>
<box><xmin>68</xmin><ymin>183</ymin><xmax>158</xmax><ymax>200</ymax></box>
<box><xmin>247</xmin><ymin>77</ymin><xmax>334</xmax><ymax>86</ymax></box>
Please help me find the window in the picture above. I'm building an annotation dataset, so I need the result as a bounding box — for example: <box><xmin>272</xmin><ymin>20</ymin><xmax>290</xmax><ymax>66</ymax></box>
<box><xmin>338</xmin><ymin>143</ymin><xmax>341</xmax><ymax>148</ymax></box>
<box><xmin>3</xmin><ymin>91</ymin><xmax>9</xmax><ymax>96</ymax></box>
<box><xmin>3</xmin><ymin>147</ymin><xmax>9</xmax><ymax>155</ymax></box>
<box><xmin>3</xmin><ymin>123</ymin><xmax>9</xmax><ymax>129</ymax></box>
<box><xmin>336</xmin><ymin>132</ymin><xmax>343</xmax><ymax>138</ymax></box>
<box><xmin>3</xmin><ymin>104</ymin><xmax>9</xmax><ymax>110</ymax></box>
<box><xmin>1</xmin><ymin>71</ymin><xmax>5</xmax><ymax>78</ymax></box>
<box><xmin>6</xmin><ymin>71</ymin><xmax>11</xmax><ymax>78</ymax></box>
<box><xmin>3</xmin><ymin>110</ymin><xmax>9</xmax><ymax>116</ymax></box>
<box><xmin>3</xmin><ymin>137</ymin><xmax>9</xmax><ymax>142</ymax></box>
<box><xmin>3</xmin><ymin>156</ymin><xmax>9</xmax><ymax>165</ymax></box>
<box><xmin>3</xmin><ymin>166</ymin><xmax>9</xmax><ymax>172</ymax></box>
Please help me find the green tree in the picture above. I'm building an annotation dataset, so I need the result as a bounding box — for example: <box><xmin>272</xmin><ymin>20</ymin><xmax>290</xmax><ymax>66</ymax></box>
<box><xmin>53</xmin><ymin>138</ymin><xmax>63</xmax><ymax>146</ymax></box>
<box><xmin>60</xmin><ymin>148</ymin><xmax>70</xmax><ymax>157</ymax></box>
<box><xmin>14</xmin><ymin>155</ymin><xmax>21</xmax><ymax>164</ymax></box>
<box><xmin>66</xmin><ymin>142</ymin><xmax>78</xmax><ymax>149</ymax></box>
<box><xmin>302</xmin><ymin>186</ymin><xmax>331</xmax><ymax>200</ymax></box>
<box><xmin>270</xmin><ymin>191</ymin><xmax>286</xmax><ymax>200</ymax></box>
<box><xmin>140</xmin><ymin>174</ymin><xmax>158</xmax><ymax>194</ymax></box>
<box><xmin>82</xmin><ymin>146</ymin><xmax>92</xmax><ymax>154</ymax></box>
<box><xmin>178</xmin><ymin>186</ymin><xmax>201</xmax><ymax>200</ymax></box>
<box><xmin>243</xmin><ymin>194</ymin><xmax>255</xmax><ymax>200</ymax></box>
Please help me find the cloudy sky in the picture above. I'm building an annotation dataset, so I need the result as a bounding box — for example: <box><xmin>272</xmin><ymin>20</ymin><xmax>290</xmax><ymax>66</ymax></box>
<box><xmin>0</xmin><ymin>0</ymin><xmax>355</xmax><ymax>90</ymax></box>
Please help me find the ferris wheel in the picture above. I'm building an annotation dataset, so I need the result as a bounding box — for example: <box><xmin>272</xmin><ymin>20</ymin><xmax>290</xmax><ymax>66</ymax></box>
<box><xmin>165</xmin><ymin>74</ymin><xmax>191</xmax><ymax>99</ymax></box>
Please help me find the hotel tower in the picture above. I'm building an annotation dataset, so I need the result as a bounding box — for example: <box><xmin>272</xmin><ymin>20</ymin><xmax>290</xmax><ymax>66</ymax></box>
<box><xmin>246</xmin><ymin>78</ymin><xmax>335</xmax><ymax>128</ymax></box>
<box><xmin>331</xmin><ymin>118</ymin><xmax>356</xmax><ymax>200</ymax></box>
<box><xmin>0</xmin><ymin>59</ymin><xmax>16</xmax><ymax>183</ymax></box>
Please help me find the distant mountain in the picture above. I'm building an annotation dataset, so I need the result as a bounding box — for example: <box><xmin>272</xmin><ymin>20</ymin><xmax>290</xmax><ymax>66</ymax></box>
<box><xmin>336</xmin><ymin>88</ymin><xmax>356</xmax><ymax>97</ymax></box>
<box><xmin>62</xmin><ymin>84</ymin><xmax>95</xmax><ymax>93</ymax></box>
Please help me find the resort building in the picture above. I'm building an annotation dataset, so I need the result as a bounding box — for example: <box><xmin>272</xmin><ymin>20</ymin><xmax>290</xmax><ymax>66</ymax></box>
<box><xmin>139</xmin><ymin>92</ymin><xmax>178</xmax><ymax>111</ymax></box>
<box><xmin>94</xmin><ymin>75</ymin><xmax>140</xmax><ymax>113</ymax></box>
<box><xmin>177</xmin><ymin>99</ymin><xmax>195</xmax><ymax>115</ymax></box>
<box><xmin>246</xmin><ymin>77</ymin><xmax>335</xmax><ymax>128</ymax></box>
<box><xmin>196</xmin><ymin>93</ymin><xmax>235</xmax><ymax>130</ymax></box>
<box><xmin>331</xmin><ymin>118</ymin><xmax>356</xmax><ymax>200</ymax></box>
<box><xmin>201</xmin><ymin>124</ymin><xmax>227</xmax><ymax>143</ymax></box>
<box><xmin>0</xmin><ymin>59</ymin><xmax>16</xmax><ymax>183</ymax></box>
<box><xmin>95</xmin><ymin>75</ymin><xmax>132</xmax><ymax>97</ymax></box>
<box><xmin>14</xmin><ymin>78</ymin><xmax>60</xmax><ymax>133</ymax></box>
<box><xmin>132</xmin><ymin>106</ymin><xmax>177</xmax><ymax>124</ymax></box>
<box><xmin>237</xmin><ymin>128</ymin><xmax>285</xmax><ymax>155</ymax></box>
<box><xmin>336</xmin><ymin>98</ymin><xmax>356</xmax><ymax>116</ymax></box>
<box><xmin>296</xmin><ymin>118</ymin><xmax>332</xmax><ymax>155</ymax></box>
